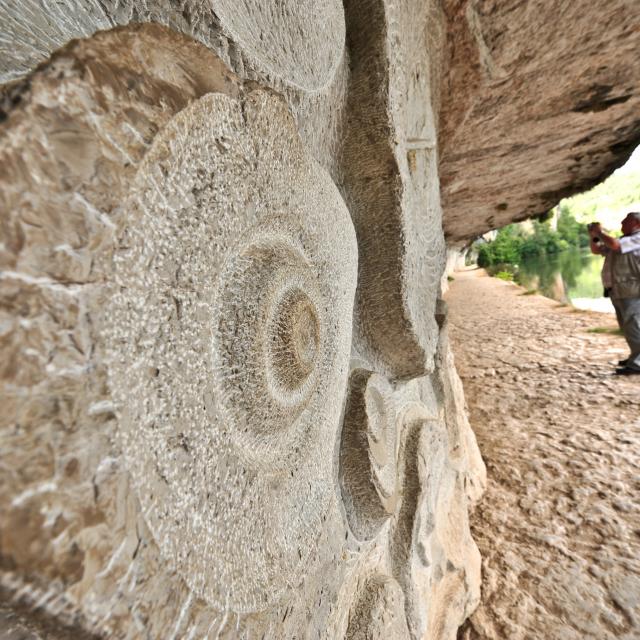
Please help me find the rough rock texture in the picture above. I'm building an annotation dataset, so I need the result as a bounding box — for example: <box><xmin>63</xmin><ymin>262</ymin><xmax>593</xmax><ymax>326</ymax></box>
<box><xmin>447</xmin><ymin>269</ymin><xmax>640</xmax><ymax>640</ymax></box>
<box><xmin>341</xmin><ymin>0</ymin><xmax>446</xmax><ymax>380</ymax></box>
<box><xmin>0</xmin><ymin>11</ymin><xmax>482</xmax><ymax>640</ymax></box>
<box><xmin>0</xmin><ymin>0</ymin><xmax>345</xmax><ymax>91</ymax></box>
<box><xmin>1</xmin><ymin>1</ymin><xmax>639</xmax><ymax>639</ymax></box>
<box><xmin>439</xmin><ymin>0</ymin><xmax>640</xmax><ymax>242</ymax></box>
<box><xmin>0</xmin><ymin>0</ymin><xmax>349</xmax><ymax>181</ymax></box>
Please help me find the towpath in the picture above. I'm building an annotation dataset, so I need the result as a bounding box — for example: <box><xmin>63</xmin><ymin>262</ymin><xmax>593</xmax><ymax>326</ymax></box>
<box><xmin>446</xmin><ymin>268</ymin><xmax>640</xmax><ymax>640</ymax></box>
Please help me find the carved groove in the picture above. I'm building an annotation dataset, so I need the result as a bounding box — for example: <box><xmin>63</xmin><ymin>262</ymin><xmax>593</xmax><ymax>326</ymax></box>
<box><xmin>339</xmin><ymin>370</ymin><xmax>398</xmax><ymax>540</ymax></box>
<box><xmin>345</xmin><ymin>575</ymin><xmax>410</xmax><ymax>640</ymax></box>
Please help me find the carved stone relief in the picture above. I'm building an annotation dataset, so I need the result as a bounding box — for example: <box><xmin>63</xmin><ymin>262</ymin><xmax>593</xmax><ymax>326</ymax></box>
<box><xmin>341</xmin><ymin>0</ymin><xmax>445</xmax><ymax>380</ymax></box>
<box><xmin>0</xmin><ymin>0</ymin><xmax>344</xmax><ymax>90</ymax></box>
<box><xmin>1</xmin><ymin>0</ymin><xmax>637</xmax><ymax>636</ymax></box>
<box><xmin>339</xmin><ymin>370</ymin><xmax>399</xmax><ymax>541</ymax></box>
<box><xmin>344</xmin><ymin>575</ymin><xmax>411</xmax><ymax>639</ymax></box>
<box><xmin>0</xmin><ymin>5</ymin><xmax>484</xmax><ymax>640</ymax></box>
<box><xmin>104</xmin><ymin>88</ymin><xmax>357</xmax><ymax>611</ymax></box>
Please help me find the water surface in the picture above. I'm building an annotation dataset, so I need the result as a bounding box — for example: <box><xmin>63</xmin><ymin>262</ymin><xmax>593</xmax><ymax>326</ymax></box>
<box><xmin>516</xmin><ymin>249</ymin><xmax>614</xmax><ymax>313</ymax></box>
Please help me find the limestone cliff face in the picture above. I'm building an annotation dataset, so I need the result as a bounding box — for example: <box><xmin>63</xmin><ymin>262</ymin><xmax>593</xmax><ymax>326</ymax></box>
<box><xmin>439</xmin><ymin>0</ymin><xmax>640</xmax><ymax>242</ymax></box>
<box><xmin>0</xmin><ymin>2</ymin><xmax>635</xmax><ymax>639</ymax></box>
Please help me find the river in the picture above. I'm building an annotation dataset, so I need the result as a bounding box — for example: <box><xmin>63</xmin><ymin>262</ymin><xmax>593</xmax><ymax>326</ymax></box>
<box><xmin>515</xmin><ymin>248</ymin><xmax>615</xmax><ymax>314</ymax></box>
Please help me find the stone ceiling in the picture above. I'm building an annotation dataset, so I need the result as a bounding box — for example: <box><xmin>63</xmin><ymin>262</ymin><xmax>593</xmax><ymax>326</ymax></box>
<box><xmin>438</xmin><ymin>0</ymin><xmax>640</xmax><ymax>243</ymax></box>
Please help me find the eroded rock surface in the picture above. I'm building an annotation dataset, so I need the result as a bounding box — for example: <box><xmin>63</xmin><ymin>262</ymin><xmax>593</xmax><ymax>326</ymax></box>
<box><xmin>439</xmin><ymin>0</ymin><xmax>640</xmax><ymax>241</ymax></box>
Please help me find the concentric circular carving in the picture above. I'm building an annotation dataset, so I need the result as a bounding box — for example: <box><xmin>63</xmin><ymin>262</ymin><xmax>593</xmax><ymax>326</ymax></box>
<box><xmin>211</xmin><ymin>233</ymin><xmax>331</xmax><ymax>470</ymax></box>
<box><xmin>339</xmin><ymin>370</ymin><xmax>399</xmax><ymax>540</ymax></box>
<box><xmin>269</xmin><ymin>288</ymin><xmax>320</xmax><ymax>391</ymax></box>
<box><xmin>214</xmin><ymin>0</ymin><xmax>346</xmax><ymax>90</ymax></box>
<box><xmin>104</xmin><ymin>89</ymin><xmax>357</xmax><ymax>610</ymax></box>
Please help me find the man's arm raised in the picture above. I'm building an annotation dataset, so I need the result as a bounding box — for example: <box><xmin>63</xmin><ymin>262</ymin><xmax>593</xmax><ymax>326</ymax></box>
<box><xmin>588</xmin><ymin>222</ymin><xmax>621</xmax><ymax>253</ymax></box>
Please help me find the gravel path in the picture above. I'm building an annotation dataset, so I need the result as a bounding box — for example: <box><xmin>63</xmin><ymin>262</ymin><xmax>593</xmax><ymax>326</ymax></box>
<box><xmin>446</xmin><ymin>268</ymin><xmax>640</xmax><ymax>640</ymax></box>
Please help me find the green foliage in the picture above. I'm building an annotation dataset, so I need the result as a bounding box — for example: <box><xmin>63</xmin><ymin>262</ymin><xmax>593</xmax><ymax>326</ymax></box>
<box><xmin>477</xmin><ymin>225</ymin><xmax>524</xmax><ymax>266</ymax></box>
<box><xmin>586</xmin><ymin>326</ymin><xmax>624</xmax><ymax>335</ymax></box>
<box><xmin>485</xmin><ymin>263</ymin><xmax>518</xmax><ymax>283</ymax></box>
<box><xmin>475</xmin><ymin>209</ymin><xmax>586</xmax><ymax>269</ymax></box>
<box><xmin>558</xmin><ymin>155</ymin><xmax>640</xmax><ymax>228</ymax></box>
<box><xmin>556</xmin><ymin>204</ymin><xmax>590</xmax><ymax>248</ymax></box>
<box><xmin>476</xmin><ymin>243</ymin><xmax>492</xmax><ymax>267</ymax></box>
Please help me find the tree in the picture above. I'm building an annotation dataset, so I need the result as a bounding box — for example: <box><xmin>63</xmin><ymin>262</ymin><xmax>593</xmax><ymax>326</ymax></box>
<box><xmin>473</xmin><ymin>208</ymin><xmax>587</xmax><ymax>267</ymax></box>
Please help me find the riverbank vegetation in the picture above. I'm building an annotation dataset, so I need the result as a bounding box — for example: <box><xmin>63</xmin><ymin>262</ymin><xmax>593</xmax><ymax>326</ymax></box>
<box><xmin>476</xmin><ymin>147</ymin><xmax>640</xmax><ymax>269</ymax></box>
<box><xmin>476</xmin><ymin>207</ymin><xmax>590</xmax><ymax>268</ymax></box>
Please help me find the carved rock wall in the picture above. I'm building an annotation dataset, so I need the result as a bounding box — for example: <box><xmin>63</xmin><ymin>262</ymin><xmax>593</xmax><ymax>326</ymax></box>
<box><xmin>0</xmin><ymin>4</ymin><xmax>484</xmax><ymax>639</ymax></box>
<box><xmin>2</xmin><ymin>1</ymin><xmax>637</xmax><ymax>639</ymax></box>
<box><xmin>0</xmin><ymin>0</ymin><xmax>349</xmax><ymax>179</ymax></box>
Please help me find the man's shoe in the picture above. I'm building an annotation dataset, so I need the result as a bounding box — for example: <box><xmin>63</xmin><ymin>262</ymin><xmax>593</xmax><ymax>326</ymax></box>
<box><xmin>618</xmin><ymin>358</ymin><xmax>629</xmax><ymax>366</ymax></box>
<box><xmin>614</xmin><ymin>366</ymin><xmax>640</xmax><ymax>376</ymax></box>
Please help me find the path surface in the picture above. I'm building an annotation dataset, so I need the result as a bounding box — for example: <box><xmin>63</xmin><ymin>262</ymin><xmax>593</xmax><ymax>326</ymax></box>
<box><xmin>446</xmin><ymin>268</ymin><xmax>640</xmax><ymax>640</ymax></box>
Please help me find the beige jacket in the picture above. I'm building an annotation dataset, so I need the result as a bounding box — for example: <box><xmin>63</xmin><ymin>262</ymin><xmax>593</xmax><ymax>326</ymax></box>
<box><xmin>611</xmin><ymin>230</ymin><xmax>640</xmax><ymax>299</ymax></box>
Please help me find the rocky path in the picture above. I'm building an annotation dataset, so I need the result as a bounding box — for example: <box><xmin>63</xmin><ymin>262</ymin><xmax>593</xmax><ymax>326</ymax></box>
<box><xmin>446</xmin><ymin>268</ymin><xmax>640</xmax><ymax>640</ymax></box>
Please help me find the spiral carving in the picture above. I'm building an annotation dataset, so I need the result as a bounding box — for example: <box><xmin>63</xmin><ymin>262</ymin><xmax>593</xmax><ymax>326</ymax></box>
<box><xmin>338</xmin><ymin>370</ymin><xmax>399</xmax><ymax>540</ymax></box>
<box><xmin>104</xmin><ymin>89</ymin><xmax>357</xmax><ymax>610</ymax></box>
<box><xmin>212</xmin><ymin>231</ymin><xmax>332</xmax><ymax>471</ymax></box>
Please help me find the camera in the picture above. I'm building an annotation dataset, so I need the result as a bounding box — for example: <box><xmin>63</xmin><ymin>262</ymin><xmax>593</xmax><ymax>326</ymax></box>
<box><xmin>587</xmin><ymin>222</ymin><xmax>601</xmax><ymax>243</ymax></box>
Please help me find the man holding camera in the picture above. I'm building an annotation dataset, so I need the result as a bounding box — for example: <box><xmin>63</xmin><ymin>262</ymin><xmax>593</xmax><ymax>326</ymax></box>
<box><xmin>588</xmin><ymin>212</ymin><xmax>640</xmax><ymax>375</ymax></box>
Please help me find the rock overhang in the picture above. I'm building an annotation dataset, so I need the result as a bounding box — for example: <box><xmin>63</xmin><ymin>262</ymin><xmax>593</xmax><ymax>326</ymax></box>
<box><xmin>438</xmin><ymin>0</ymin><xmax>640</xmax><ymax>243</ymax></box>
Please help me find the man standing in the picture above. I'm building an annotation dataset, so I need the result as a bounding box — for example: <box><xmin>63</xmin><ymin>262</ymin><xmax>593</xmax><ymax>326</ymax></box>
<box><xmin>589</xmin><ymin>212</ymin><xmax>640</xmax><ymax>375</ymax></box>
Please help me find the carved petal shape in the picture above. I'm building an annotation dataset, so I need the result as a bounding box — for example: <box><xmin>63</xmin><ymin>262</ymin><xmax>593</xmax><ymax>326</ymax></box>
<box><xmin>104</xmin><ymin>89</ymin><xmax>357</xmax><ymax>611</ymax></box>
